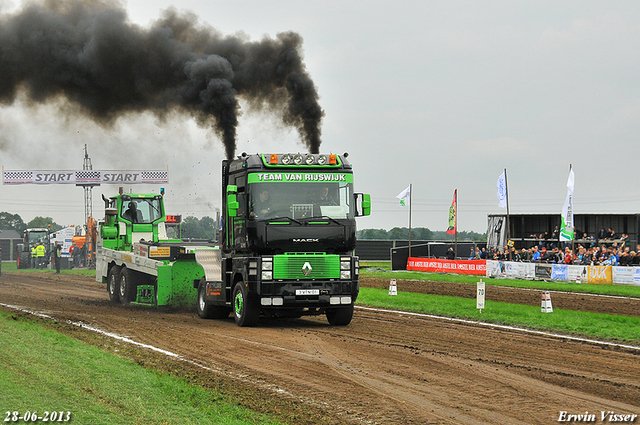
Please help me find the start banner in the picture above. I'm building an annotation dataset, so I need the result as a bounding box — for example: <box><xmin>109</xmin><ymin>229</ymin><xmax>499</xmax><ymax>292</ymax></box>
<box><xmin>407</xmin><ymin>257</ymin><xmax>486</xmax><ymax>275</ymax></box>
<box><xmin>2</xmin><ymin>170</ymin><xmax>169</xmax><ymax>185</ymax></box>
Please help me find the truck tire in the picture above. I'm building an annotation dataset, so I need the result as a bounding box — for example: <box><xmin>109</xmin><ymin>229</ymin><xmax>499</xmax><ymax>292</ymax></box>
<box><xmin>326</xmin><ymin>304</ymin><xmax>354</xmax><ymax>326</ymax></box>
<box><xmin>197</xmin><ymin>279</ymin><xmax>231</xmax><ymax>320</ymax></box>
<box><xmin>107</xmin><ymin>266</ymin><xmax>121</xmax><ymax>303</ymax></box>
<box><xmin>232</xmin><ymin>281</ymin><xmax>259</xmax><ymax>327</ymax></box>
<box><xmin>119</xmin><ymin>267</ymin><xmax>137</xmax><ymax>304</ymax></box>
<box><xmin>18</xmin><ymin>252</ymin><xmax>30</xmax><ymax>269</ymax></box>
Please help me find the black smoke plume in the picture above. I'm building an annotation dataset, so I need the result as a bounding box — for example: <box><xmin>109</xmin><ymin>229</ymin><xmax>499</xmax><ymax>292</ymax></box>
<box><xmin>0</xmin><ymin>0</ymin><xmax>324</xmax><ymax>158</ymax></box>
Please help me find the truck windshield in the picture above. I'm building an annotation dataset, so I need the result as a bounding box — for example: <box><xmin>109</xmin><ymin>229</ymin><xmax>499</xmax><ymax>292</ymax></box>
<box><xmin>121</xmin><ymin>198</ymin><xmax>163</xmax><ymax>224</ymax></box>
<box><xmin>248</xmin><ymin>181</ymin><xmax>354</xmax><ymax>221</ymax></box>
<box><xmin>27</xmin><ymin>231</ymin><xmax>48</xmax><ymax>245</ymax></box>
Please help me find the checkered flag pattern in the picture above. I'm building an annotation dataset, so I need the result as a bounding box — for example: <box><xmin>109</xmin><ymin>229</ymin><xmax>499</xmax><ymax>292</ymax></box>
<box><xmin>3</xmin><ymin>171</ymin><xmax>33</xmax><ymax>184</ymax></box>
<box><xmin>141</xmin><ymin>170</ymin><xmax>169</xmax><ymax>183</ymax></box>
<box><xmin>75</xmin><ymin>170</ymin><xmax>101</xmax><ymax>184</ymax></box>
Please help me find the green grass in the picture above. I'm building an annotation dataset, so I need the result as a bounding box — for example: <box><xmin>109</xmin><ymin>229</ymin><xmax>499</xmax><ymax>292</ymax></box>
<box><xmin>0</xmin><ymin>311</ymin><xmax>283</xmax><ymax>425</ymax></box>
<box><xmin>359</xmin><ymin>261</ymin><xmax>640</xmax><ymax>298</ymax></box>
<box><xmin>357</xmin><ymin>287</ymin><xmax>640</xmax><ymax>344</ymax></box>
<box><xmin>1</xmin><ymin>261</ymin><xmax>95</xmax><ymax>276</ymax></box>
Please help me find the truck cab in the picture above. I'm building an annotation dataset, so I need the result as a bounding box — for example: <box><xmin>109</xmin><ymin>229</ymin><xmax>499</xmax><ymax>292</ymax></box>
<box><xmin>99</xmin><ymin>193</ymin><xmax>166</xmax><ymax>251</ymax></box>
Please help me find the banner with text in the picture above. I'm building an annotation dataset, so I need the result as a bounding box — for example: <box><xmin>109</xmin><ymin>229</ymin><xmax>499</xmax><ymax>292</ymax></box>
<box><xmin>407</xmin><ymin>257</ymin><xmax>486</xmax><ymax>275</ymax></box>
<box><xmin>3</xmin><ymin>170</ymin><xmax>169</xmax><ymax>185</ymax></box>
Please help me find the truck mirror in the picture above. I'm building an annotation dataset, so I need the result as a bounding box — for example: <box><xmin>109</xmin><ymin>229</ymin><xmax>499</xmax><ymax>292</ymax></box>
<box><xmin>354</xmin><ymin>193</ymin><xmax>371</xmax><ymax>217</ymax></box>
<box><xmin>362</xmin><ymin>193</ymin><xmax>371</xmax><ymax>216</ymax></box>
<box><xmin>227</xmin><ymin>185</ymin><xmax>239</xmax><ymax>217</ymax></box>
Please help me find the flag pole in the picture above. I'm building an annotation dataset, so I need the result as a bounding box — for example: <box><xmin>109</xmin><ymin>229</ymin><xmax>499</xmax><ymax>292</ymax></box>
<box><xmin>408</xmin><ymin>183</ymin><xmax>412</xmax><ymax>258</ymax></box>
<box><xmin>570</xmin><ymin>164</ymin><xmax>574</xmax><ymax>255</ymax></box>
<box><xmin>504</xmin><ymin>168</ymin><xmax>511</xmax><ymax>261</ymax></box>
<box><xmin>455</xmin><ymin>189</ymin><xmax>458</xmax><ymax>258</ymax></box>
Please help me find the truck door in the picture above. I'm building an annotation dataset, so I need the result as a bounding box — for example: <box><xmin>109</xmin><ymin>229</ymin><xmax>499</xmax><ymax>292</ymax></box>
<box><xmin>232</xmin><ymin>192</ymin><xmax>247</xmax><ymax>250</ymax></box>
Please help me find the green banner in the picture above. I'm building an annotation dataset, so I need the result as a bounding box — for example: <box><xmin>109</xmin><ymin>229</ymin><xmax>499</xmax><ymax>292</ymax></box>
<box><xmin>248</xmin><ymin>172</ymin><xmax>353</xmax><ymax>183</ymax></box>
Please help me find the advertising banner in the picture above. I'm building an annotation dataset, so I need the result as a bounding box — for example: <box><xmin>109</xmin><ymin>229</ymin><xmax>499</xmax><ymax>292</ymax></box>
<box><xmin>535</xmin><ymin>263</ymin><xmax>552</xmax><ymax>279</ymax></box>
<box><xmin>411</xmin><ymin>257</ymin><xmax>637</xmax><ymax>286</ymax></box>
<box><xmin>586</xmin><ymin>265</ymin><xmax>612</xmax><ymax>284</ymax></box>
<box><xmin>568</xmin><ymin>265</ymin><xmax>588</xmax><ymax>283</ymax></box>
<box><xmin>504</xmin><ymin>261</ymin><xmax>536</xmax><ymax>279</ymax></box>
<box><xmin>407</xmin><ymin>258</ymin><xmax>486</xmax><ymax>275</ymax></box>
<box><xmin>485</xmin><ymin>260</ymin><xmax>503</xmax><ymax>277</ymax></box>
<box><xmin>612</xmin><ymin>267</ymin><xmax>637</xmax><ymax>285</ymax></box>
<box><xmin>551</xmin><ymin>264</ymin><xmax>568</xmax><ymax>281</ymax></box>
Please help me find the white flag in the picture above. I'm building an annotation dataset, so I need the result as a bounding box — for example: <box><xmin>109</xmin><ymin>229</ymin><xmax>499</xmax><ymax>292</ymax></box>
<box><xmin>496</xmin><ymin>172</ymin><xmax>507</xmax><ymax>208</ymax></box>
<box><xmin>560</xmin><ymin>169</ymin><xmax>575</xmax><ymax>241</ymax></box>
<box><xmin>396</xmin><ymin>185</ymin><xmax>411</xmax><ymax>207</ymax></box>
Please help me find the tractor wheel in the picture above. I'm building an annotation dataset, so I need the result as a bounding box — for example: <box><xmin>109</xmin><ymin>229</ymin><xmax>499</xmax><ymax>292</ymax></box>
<box><xmin>118</xmin><ymin>267</ymin><xmax>137</xmax><ymax>304</ymax></box>
<box><xmin>18</xmin><ymin>252</ymin><xmax>30</xmax><ymax>269</ymax></box>
<box><xmin>326</xmin><ymin>304</ymin><xmax>354</xmax><ymax>326</ymax></box>
<box><xmin>107</xmin><ymin>266</ymin><xmax>121</xmax><ymax>303</ymax></box>
<box><xmin>232</xmin><ymin>281</ymin><xmax>259</xmax><ymax>327</ymax></box>
<box><xmin>197</xmin><ymin>279</ymin><xmax>231</xmax><ymax>320</ymax></box>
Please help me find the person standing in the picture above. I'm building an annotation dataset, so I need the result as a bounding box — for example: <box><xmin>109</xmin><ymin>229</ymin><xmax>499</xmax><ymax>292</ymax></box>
<box><xmin>70</xmin><ymin>242</ymin><xmax>80</xmax><ymax>268</ymax></box>
<box><xmin>446</xmin><ymin>247</ymin><xmax>455</xmax><ymax>260</ymax></box>
<box><xmin>31</xmin><ymin>243</ymin><xmax>37</xmax><ymax>268</ymax></box>
<box><xmin>35</xmin><ymin>242</ymin><xmax>46</xmax><ymax>268</ymax></box>
<box><xmin>79</xmin><ymin>243</ymin><xmax>87</xmax><ymax>267</ymax></box>
<box><xmin>53</xmin><ymin>242</ymin><xmax>62</xmax><ymax>274</ymax></box>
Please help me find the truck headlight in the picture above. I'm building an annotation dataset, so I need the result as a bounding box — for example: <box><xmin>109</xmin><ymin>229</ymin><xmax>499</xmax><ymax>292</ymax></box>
<box><xmin>340</xmin><ymin>270</ymin><xmax>351</xmax><ymax>280</ymax></box>
<box><xmin>261</xmin><ymin>259</ymin><xmax>273</xmax><ymax>280</ymax></box>
<box><xmin>340</xmin><ymin>257</ymin><xmax>351</xmax><ymax>270</ymax></box>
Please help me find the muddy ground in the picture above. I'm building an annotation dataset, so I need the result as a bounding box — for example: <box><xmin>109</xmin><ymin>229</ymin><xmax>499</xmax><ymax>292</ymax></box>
<box><xmin>1</xmin><ymin>271</ymin><xmax>639</xmax><ymax>424</ymax></box>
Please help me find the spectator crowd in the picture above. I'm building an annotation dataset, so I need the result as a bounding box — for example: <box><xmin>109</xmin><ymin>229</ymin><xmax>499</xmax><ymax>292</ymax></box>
<box><xmin>467</xmin><ymin>227</ymin><xmax>637</xmax><ymax>266</ymax></box>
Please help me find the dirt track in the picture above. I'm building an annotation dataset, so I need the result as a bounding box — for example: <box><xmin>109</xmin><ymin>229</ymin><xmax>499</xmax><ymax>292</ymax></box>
<box><xmin>1</xmin><ymin>271</ymin><xmax>639</xmax><ymax>424</ymax></box>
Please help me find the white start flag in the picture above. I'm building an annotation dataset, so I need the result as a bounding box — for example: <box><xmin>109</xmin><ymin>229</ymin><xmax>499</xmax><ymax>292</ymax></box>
<box><xmin>397</xmin><ymin>185</ymin><xmax>411</xmax><ymax>207</ymax></box>
<box><xmin>496</xmin><ymin>172</ymin><xmax>507</xmax><ymax>208</ymax></box>
<box><xmin>560</xmin><ymin>168</ymin><xmax>575</xmax><ymax>241</ymax></box>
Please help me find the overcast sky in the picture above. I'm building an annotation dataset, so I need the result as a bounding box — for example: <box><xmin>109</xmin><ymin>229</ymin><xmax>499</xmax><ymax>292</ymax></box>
<box><xmin>1</xmin><ymin>0</ymin><xmax>639</xmax><ymax>233</ymax></box>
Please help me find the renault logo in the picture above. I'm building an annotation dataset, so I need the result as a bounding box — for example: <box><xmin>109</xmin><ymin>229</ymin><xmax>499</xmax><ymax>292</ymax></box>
<box><xmin>302</xmin><ymin>262</ymin><xmax>312</xmax><ymax>276</ymax></box>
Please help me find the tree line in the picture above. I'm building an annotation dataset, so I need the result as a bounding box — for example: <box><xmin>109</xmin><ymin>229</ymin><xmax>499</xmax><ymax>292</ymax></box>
<box><xmin>356</xmin><ymin>227</ymin><xmax>486</xmax><ymax>241</ymax></box>
<box><xmin>0</xmin><ymin>212</ymin><xmax>63</xmax><ymax>233</ymax></box>
<box><xmin>0</xmin><ymin>211</ymin><xmax>219</xmax><ymax>240</ymax></box>
<box><xmin>1</xmin><ymin>211</ymin><xmax>486</xmax><ymax>242</ymax></box>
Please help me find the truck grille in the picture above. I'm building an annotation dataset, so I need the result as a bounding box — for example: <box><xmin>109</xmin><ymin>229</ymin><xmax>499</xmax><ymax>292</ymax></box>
<box><xmin>273</xmin><ymin>253</ymin><xmax>340</xmax><ymax>280</ymax></box>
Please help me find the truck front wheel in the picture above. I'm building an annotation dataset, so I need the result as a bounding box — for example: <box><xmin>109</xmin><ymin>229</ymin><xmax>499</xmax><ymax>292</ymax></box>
<box><xmin>197</xmin><ymin>279</ymin><xmax>231</xmax><ymax>320</ymax></box>
<box><xmin>232</xmin><ymin>281</ymin><xmax>259</xmax><ymax>327</ymax></box>
<box><xmin>326</xmin><ymin>304</ymin><xmax>354</xmax><ymax>326</ymax></box>
<box><xmin>107</xmin><ymin>266</ymin><xmax>121</xmax><ymax>303</ymax></box>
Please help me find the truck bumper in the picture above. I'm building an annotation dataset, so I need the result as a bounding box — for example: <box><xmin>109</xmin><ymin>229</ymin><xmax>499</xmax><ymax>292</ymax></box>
<box><xmin>257</xmin><ymin>280</ymin><xmax>359</xmax><ymax>308</ymax></box>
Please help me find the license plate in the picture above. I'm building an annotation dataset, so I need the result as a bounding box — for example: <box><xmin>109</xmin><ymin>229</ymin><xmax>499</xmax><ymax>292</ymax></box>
<box><xmin>296</xmin><ymin>289</ymin><xmax>319</xmax><ymax>296</ymax></box>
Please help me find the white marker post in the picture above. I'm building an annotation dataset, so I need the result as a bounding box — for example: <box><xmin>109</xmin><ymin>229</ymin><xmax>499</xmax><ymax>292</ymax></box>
<box><xmin>477</xmin><ymin>279</ymin><xmax>485</xmax><ymax>313</ymax></box>
<box><xmin>388</xmin><ymin>279</ymin><xmax>397</xmax><ymax>296</ymax></box>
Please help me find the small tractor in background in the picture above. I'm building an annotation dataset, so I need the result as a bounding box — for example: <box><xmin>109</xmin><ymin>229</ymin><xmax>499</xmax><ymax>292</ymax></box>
<box><xmin>16</xmin><ymin>228</ymin><xmax>51</xmax><ymax>269</ymax></box>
